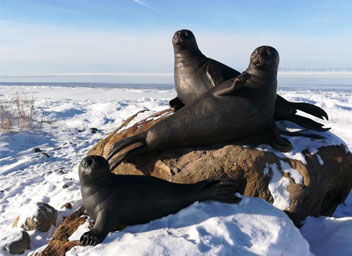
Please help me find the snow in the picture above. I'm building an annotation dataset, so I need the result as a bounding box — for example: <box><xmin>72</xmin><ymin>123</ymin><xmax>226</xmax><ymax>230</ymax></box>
<box><xmin>267</xmin><ymin>163</ymin><xmax>291</xmax><ymax>210</ymax></box>
<box><xmin>0</xmin><ymin>81</ymin><xmax>352</xmax><ymax>255</ymax></box>
<box><xmin>67</xmin><ymin>198</ymin><xmax>310</xmax><ymax>256</ymax></box>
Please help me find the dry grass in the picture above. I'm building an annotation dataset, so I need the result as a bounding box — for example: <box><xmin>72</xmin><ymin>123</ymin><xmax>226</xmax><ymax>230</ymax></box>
<box><xmin>0</xmin><ymin>95</ymin><xmax>49</xmax><ymax>133</ymax></box>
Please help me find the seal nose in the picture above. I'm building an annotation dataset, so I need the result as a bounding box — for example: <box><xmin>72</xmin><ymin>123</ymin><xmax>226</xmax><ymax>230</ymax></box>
<box><xmin>173</xmin><ymin>31</ymin><xmax>181</xmax><ymax>44</ymax></box>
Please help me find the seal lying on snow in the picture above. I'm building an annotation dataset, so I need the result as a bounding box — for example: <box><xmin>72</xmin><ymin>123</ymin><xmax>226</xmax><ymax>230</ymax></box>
<box><xmin>170</xmin><ymin>29</ymin><xmax>329</xmax><ymax>132</ymax></box>
<box><xmin>108</xmin><ymin>45</ymin><xmax>292</xmax><ymax>170</ymax></box>
<box><xmin>79</xmin><ymin>155</ymin><xmax>241</xmax><ymax>246</ymax></box>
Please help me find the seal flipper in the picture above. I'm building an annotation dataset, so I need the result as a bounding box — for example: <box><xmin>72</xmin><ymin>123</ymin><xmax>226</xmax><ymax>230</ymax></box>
<box><xmin>279</xmin><ymin>129</ymin><xmax>325</xmax><ymax>140</ymax></box>
<box><xmin>291</xmin><ymin>101</ymin><xmax>328</xmax><ymax>120</ymax></box>
<box><xmin>80</xmin><ymin>211</ymin><xmax>110</xmax><ymax>246</ymax></box>
<box><xmin>107</xmin><ymin>132</ymin><xmax>147</xmax><ymax>161</ymax></box>
<box><xmin>198</xmin><ymin>180</ymin><xmax>242</xmax><ymax>204</ymax></box>
<box><xmin>169</xmin><ymin>97</ymin><xmax>185</xmax><ymax>112</ymax></box>
<box><xmin>214</xmin><ymin>72</ymin><xmax>251</xmax><ymax>97</ymax></box>
<box><xmin>264</xmin><ymin>121</ymin><xmax>293</xmax><ymax>152</ymax></box>
<box><xmin>275</xmin><ymin>96</ymin><xmax>330</xmax><ymax>131</ymax></box>
<box><xmin>206</xmin><ymin>59</ymin><xmax>241</xmax><ymax>86</ymax></box>
<box><xmin>287</xmin><ymin>115</ymin><xmax>330</xmax><ymax>132</ymax></box>
<box><xmin>109</xmin><ymin>144</ymin><xmax>148</xmax><ymax>171</ymax></box>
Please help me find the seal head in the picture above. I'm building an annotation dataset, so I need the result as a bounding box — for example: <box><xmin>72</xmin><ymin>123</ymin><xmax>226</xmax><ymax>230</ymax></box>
<box><xmin>79</xmin><ymin>155</ymin><xmax>111</xmax><ymax>184</ymax></box>
<box><xmin>172</xmin><ymin>29</ymin><xmax>199</xmax><ymax>52</ymax></box>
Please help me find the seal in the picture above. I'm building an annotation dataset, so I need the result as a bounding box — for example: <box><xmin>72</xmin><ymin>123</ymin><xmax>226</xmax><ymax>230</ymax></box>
<box><xmin>79</xmin><ymin>155</ymin><xmax>241</xmax><ymax>246</ymax></box>
<box><xmin>170</xmin><ymin>29</ymin><xmax>329</xmax><ymax>132</ymax></box>
<box><xmin>108</xmin><ymin>46</ymin><xmax>292</xmax><ymax>170</ymax></box>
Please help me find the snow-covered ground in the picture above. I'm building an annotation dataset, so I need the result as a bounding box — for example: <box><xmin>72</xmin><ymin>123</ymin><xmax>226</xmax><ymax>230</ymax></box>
<box><xmin>0</xmin><ymin>83</ymin><xmax>352</xmax><ymax>255</ymax></box>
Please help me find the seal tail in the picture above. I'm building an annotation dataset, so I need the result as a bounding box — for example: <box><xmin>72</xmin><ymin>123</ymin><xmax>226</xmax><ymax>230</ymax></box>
<box><xmin>197</xmin><ymin>180</ymin><xmax>242</xmax><ymax>204</ymax></box>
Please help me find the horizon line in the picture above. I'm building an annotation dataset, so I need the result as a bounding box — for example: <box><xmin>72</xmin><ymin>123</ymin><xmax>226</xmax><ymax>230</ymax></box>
<box><xmin>1</xmin><ymin>70</ymin><xmax>352</xmax><ymax>77</ymax></box>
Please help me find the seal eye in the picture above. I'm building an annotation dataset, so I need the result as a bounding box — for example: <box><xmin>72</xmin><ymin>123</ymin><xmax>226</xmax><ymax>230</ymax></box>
<box><xmin>83</xmin><ymin>158</ymin><xmax>93</xmax><ymax>168</ymax></box>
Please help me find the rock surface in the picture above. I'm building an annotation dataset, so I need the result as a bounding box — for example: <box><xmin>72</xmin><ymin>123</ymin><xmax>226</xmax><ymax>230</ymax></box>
<box><xmin>88</xmin><ymin>109</ymin><xmax>352</xmax><ymax>225</ymax></box>
<box><xmin>36</xmin><ymin>207</ymin><xmax>86</xmax><ymax>256</ymax></box>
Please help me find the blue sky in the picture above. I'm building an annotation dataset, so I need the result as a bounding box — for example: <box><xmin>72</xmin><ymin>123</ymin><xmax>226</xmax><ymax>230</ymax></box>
<box><xmin>1</xmin><ymin>0</ymin><xmax>351</xmax><ymax>75</ymax></box>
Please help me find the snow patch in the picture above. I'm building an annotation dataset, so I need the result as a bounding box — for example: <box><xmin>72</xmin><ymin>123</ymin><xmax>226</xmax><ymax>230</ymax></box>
<box><xmin>267</xmin><ymin>163</ymin><xmax>291</xmax><ymax>210</ymax></box>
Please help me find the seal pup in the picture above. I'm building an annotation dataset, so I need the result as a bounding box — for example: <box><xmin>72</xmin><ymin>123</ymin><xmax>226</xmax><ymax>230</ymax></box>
<box><xmin>170</xmin><ymin>29</ymin><xmax>329</xmax><ymax>132</ymax></box>
<box><xmin>108</xmin><ymin>46</ymin><xmax>291</xmax><ymax>170</ymax></box>
<box><xmin>79</xmin><ymin>155</ymin><xmax>241</xmax><ymax>246</ymax></box>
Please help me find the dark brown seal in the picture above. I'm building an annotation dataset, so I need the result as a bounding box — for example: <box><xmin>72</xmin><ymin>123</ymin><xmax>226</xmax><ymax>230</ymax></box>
<box><xmin>108</xmin><ymin>46</ymin><xmax>292</xmax><ymax>170</ymax></box>
<box><xmin>170</xmin><ymin>29</ymin><xmax>329</xmax><ymax>132</ymax></box>
<box><xmin>78</xmin><ymin>155</ymin><xmax>241</xmax><ymax>246</ymax></box>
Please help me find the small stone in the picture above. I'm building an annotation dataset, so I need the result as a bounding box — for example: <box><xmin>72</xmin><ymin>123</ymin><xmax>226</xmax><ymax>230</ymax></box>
<box><xmin>60</xmin><ymin>203</ymin><xmax>72</xmax><ymax>209</ymax></box>
<box><xmin>62</xmin><ymin>184</ymin><xmax>69</xmax><ymax>189</ymax></box>
<box><xmin>20</xmin><ymin>202</ymin><xmax>58</xmax><ymax>232</ymax></box>
<box><xmin>6</xmin><ymin>230</ymin><xmax>30</xmax><ymax>254</ymax></box>
<box><xmin>90</xmin><ymin>128</ymin><xmax>98</xmax><ymax>134</ymax></box>
<box><xmin>34</xmin><ymin>148</ymin><xmax>41</xmax><ymax>153</ymax></box>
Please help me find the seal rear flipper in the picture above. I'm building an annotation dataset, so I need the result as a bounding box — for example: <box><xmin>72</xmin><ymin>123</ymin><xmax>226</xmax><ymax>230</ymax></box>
<box><xmin>169</xmin><ymin>97</ymin><xmax>185</xmax><ymax>112</ymax></box>
<box><xmin>279</xmin><ymin>129</ymin><xmax>325</xmax><ymax>140</ymax></box>
<box><xmin>109</xmin><ymin>144</ymin><xmax>148</xmax><ymax>171</ymax></box>
<box><xmin>292</xmin><ymin>102</ymin><xmax>329</xmax><ymax>120</ymax></box>
<box><xmin>214</xmin><ymin>72</ymin><xmax>251</xmax><ymax>97</ymax></box>
<box><xmin>288</xmin><ymin>114</ymin><xmax>330</xmax><ymax>132</ymax></box>
<box><xmin>198</xmin><ymin>180</ymin><xmax>242</xmax><ymax>204</ymax></box>
<box><xmin>107</xmin><ymin>132</ymin><xmax>147</xmax><ymax>161</ymax></box>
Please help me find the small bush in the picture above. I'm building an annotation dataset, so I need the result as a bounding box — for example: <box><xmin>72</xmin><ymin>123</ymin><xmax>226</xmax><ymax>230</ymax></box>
<box><xmin>0</xmin><ymin>95</ymin><xmax>48</xmax><ymax>133</ymax></box>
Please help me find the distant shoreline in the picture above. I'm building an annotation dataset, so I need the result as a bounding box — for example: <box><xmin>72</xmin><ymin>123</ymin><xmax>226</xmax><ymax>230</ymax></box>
<box><xmin>1</xmin><ymin>71</ymin><xmax>351</xmax><ymax>91</ymax></box>
<box><xmin>1</xmin><ymin>71</ymin><xmax>352</xmax><ymax>78</ymax></box>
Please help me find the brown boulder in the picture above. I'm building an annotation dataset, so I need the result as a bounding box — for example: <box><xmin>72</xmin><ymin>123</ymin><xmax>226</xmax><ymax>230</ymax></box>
<box><xmin>13</xmin><ymin>202</ymin><xmax>58</xmax><ymax>232</ymax></box>
<box><xmin>37</xmin><ymin>207</ymin><xmax>86</xmax><ymax>256</ymax></box>
<box><xmin>89</xmin><ymin>109</ymin><xmax>352</xmax><ymax>225</ymax></box>
<box><xmin>1</xmin><ymin>230</ymin><xmax>30</xmax><ymax>255</ymax></box>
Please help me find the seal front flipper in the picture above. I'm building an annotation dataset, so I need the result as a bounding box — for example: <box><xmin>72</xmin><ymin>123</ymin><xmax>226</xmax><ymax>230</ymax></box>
<box><xmin>213</xmin><ymin>72</ymin><xmax>251</xmax><ymax>97</ymax></box>
<box><xmin>198</xmin><ymin>180</ymin><xmax>242</xmax><ymax>204</ymax></box>
<box><xmin>264</xmin><ymin>121</ymin><xmax>293</xmax><ymax>152</ymax></box>
<box><xmin>169</xmin><ymin>97</ymin><xmax>185</xmax><ymax>112</ymax></box>
<box><xmin>80</xmin><ymin>211</ymin><xmax>110</xmax><ymax>246</ymax></box>
<box><xmin>206</xmin><ymin>59</ymin><xmax>241</xmax><ymax>86</ymax></box>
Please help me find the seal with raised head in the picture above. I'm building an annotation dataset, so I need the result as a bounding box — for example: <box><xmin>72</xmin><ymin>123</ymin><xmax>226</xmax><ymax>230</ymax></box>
<box><xmin>79</xmin><ymin>155</ymin><xmax>241</xmax><ymax>246</ymax></box>
<box><xmin>170</xmin><ymin>29</ymin><xmax>329</xmax><ymax>132</ymax></box>
<box><xmin>108</xmin><ymin>46</ymin><xmax>291</xmax><ymax>170</ymax></box>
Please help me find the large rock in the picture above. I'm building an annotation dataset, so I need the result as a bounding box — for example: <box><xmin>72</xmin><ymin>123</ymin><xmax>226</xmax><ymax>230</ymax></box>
<box><xmin>89</xmin><ymin>109</ymin><xmax>352</xmax><ymax>225</ymax></box>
